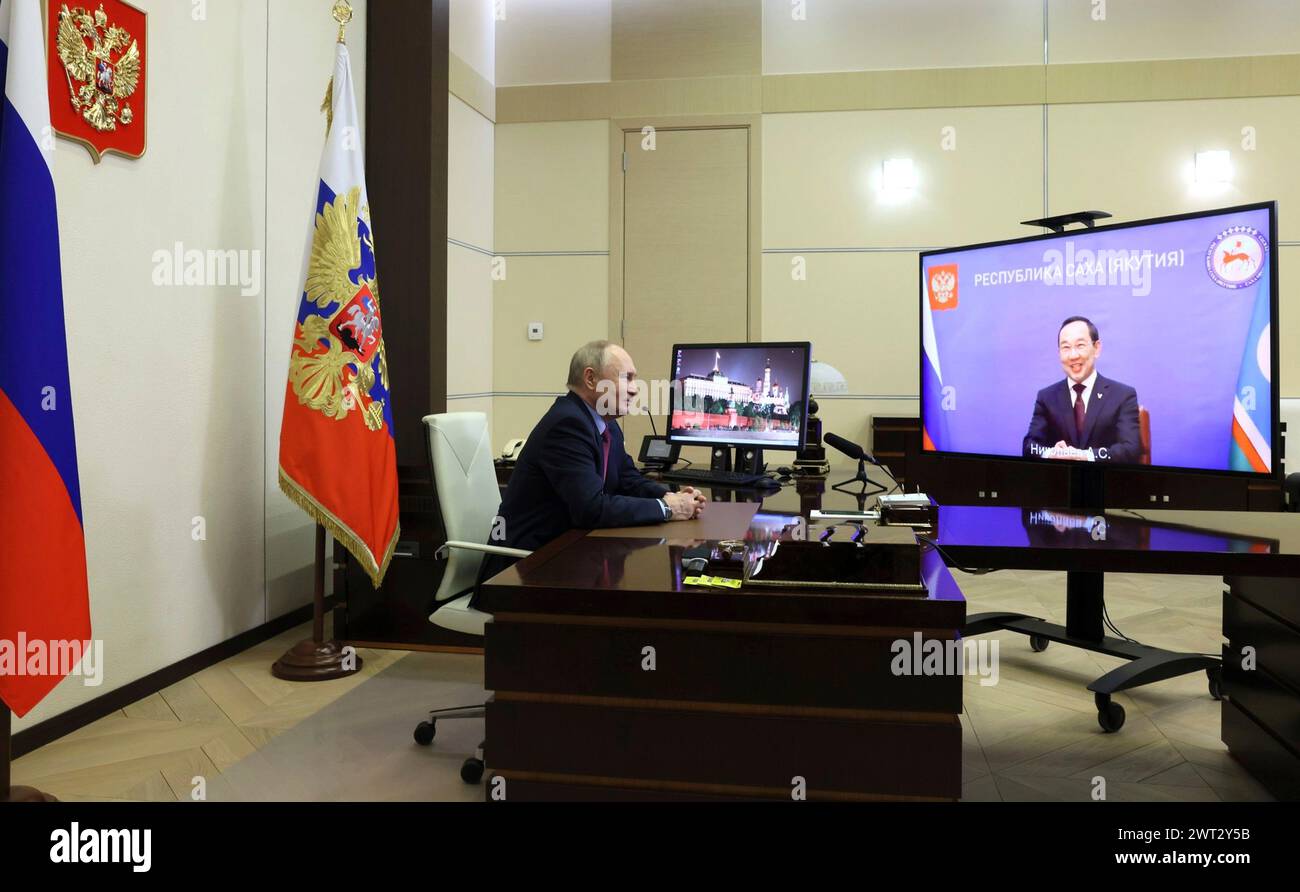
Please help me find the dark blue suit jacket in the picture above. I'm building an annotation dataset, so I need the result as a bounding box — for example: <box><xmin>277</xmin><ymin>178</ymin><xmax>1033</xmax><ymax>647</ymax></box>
<box><xmin>1022</xmin><ymin>374</ymin><xmax>1141</xmax><ymax>464</ymax></box>
<box><xmin>477</xmin><ymin>392</ymin><xmax>670</xmax><ymax>592</ymax></box>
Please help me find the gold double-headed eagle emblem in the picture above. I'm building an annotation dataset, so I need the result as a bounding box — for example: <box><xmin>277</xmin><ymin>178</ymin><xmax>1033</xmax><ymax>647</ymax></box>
<box><xmin>54</xmin><ymin>3</ymin><xmax>141</xmax><ymax>133</ymax></box>
<box><xmin>289</xmin><ymin>188</ymin><xmax>390</xmax><ymax>433</ymax></box>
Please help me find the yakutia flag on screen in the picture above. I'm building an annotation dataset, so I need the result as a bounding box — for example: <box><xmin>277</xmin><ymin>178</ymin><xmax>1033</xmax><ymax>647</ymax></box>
<box><xmin>1229</xmin><ymin>267</ymin><xmax>1272</xmax><ymax>474</ymax></box>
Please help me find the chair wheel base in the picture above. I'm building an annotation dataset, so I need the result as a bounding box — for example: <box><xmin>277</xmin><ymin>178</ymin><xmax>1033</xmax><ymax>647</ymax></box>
<box><xmin>414</xmin><ymin>721</ymin><xmax>436</xmax><ymax>746</ymax></box>
<box><xmin>461</xmin><ymin>757</ymin><xmax>485</xmax><ymax>784</ymax></box>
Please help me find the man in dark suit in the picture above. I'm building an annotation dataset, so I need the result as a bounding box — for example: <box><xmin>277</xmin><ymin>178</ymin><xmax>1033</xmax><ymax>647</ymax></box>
<box><xmin>1022</xmin><ymin>317</ymin><xmax>1141</xmax><ymax>464</ymax></box>
<box><xmin>479</xmin><ymin>341</ymin><xmax>707</xmax><ymax>588</ymax></box>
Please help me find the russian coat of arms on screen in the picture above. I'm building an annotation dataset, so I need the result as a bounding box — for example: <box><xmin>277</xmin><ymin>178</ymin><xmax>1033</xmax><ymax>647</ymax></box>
<box><xmin>47</xmin><ymin>1</ymin><xmax>148</xmax><ymax>163</ymax></box>
<box><xmin>928</xmin><ymin>264</ymin><xmax>959</xmax><ymax>310</ymax></box>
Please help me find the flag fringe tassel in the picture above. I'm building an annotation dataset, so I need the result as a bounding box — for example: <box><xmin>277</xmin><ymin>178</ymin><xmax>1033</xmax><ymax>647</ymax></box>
<box><xmin>278</xmin><ymin>467</ymin><xmax>399</xmax><ymax>588</ymax></box>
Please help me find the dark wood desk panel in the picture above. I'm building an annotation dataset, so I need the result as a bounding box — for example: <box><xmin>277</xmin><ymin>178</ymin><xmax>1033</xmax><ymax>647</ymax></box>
<box><xmin>486</xmin><ymin>696</ymin><xmax>960</xmax><ymax>800</ymax></box>
<box><xmin>1222</xmin><ymin>576</ymin><xmax>1300</xmax><ymax>800</ymax></box>
<box><xmin>479</xmin><ymin>505</ymin><xmax>967</xmax><ymax>801</ymax></box>
<box><xmin>485</xmin><ymin>615</ymin><xmax>961</xmax><ymax>712</ymax></box>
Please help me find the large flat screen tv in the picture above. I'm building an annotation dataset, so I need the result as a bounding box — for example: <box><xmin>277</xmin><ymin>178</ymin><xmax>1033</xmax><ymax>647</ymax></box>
<box><xmin>920</xmin><ymin>202</ymin><xmax>1278</xmax><ymax>477</ymax></box>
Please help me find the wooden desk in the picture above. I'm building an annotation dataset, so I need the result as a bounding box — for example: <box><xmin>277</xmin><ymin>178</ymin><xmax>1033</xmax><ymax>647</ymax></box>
<box><xmin>925</xmin><ymin>503</ymin><xmax>1300</xmax><ymax>800</ymax></box>
<box><xmin>479</xmin><ymin>466</ymin><xmax>1300</xmax><ymax>801</ymax></box>
<box><xmin>477</xmin><ymin>484</ymin><xmax>965</xmax><ymax>802</ymax></box>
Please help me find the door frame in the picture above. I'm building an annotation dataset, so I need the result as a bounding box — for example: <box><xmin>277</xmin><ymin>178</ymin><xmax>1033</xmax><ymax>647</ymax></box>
<box><xmin>608</xmin><ymin>114</ymin><xmax>763</xmax><ymax>352</ymax></box>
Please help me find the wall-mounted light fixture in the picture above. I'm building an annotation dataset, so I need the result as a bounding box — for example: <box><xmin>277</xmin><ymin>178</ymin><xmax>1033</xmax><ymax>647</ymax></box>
<box><xmin>879</xmin><ymin>157</ymin><xmax>917</xmax><ymax>201</ymax></box>
<box><xmin>1194</xmin><ymin>150</ymin><xmax>1232</xmax><ymax>186</ymax></box>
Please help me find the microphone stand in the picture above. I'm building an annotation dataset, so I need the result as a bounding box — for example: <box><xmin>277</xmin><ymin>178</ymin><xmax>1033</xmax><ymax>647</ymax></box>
<box><xmin>832</xmin><ymin>456</ymin><xmax>887</xmax><ymax>498</ymax></box>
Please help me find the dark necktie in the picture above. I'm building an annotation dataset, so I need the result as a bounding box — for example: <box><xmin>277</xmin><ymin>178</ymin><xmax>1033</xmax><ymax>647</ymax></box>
<box><xmin>1073</xmin><ymin>383</ymin><xmax>1087</xmax><ymax>443</ymax></box>
<box><xmin>601</xmin><ymin>428</ymin><xmax>612</xmax><ymax>481</ymax></box>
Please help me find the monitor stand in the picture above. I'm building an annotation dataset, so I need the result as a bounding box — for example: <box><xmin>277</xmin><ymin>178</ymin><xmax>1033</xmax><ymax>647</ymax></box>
<box><xmin>962</xmin><ymin>464</ymin><xmax>1223</xmax><ymax>733</ymax></box>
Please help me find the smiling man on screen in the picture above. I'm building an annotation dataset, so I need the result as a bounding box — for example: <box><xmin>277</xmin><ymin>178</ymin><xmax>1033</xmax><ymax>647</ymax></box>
<box><xmin>1022</xmin><ymin>317</ymin><xmax>1142</xmax><ymax>464</ymax></box>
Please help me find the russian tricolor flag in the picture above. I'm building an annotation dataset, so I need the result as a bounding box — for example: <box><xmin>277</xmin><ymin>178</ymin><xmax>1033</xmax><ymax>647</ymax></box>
<box><xmin>0</xmin><ymin>0</ymin><xmax>92</xmax><ymax>717</ymax></box>
<box><xmin>921</xmin><ymin>285</ymin><xmax>950</xmax><ymax>452</ymax></box>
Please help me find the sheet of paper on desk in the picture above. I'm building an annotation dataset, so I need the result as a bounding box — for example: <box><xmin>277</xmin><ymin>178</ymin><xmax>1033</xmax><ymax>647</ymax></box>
<box><xmin>587</xmin><ymin>501</ymin><xmax>760</xmax><ymax>539</ymax></box>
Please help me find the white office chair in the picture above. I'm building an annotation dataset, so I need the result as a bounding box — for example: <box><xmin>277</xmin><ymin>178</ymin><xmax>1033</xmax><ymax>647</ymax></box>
<box><xmin>412</xmin><ymin>412</ymin><xmax>530</xmax><ymax>784</ymax></box>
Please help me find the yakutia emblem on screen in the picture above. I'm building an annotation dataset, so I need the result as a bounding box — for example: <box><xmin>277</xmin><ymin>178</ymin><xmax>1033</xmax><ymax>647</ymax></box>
<box><xmin>1207</xmin><ymin>226</ymin><xmax>1267</xmax><ymax>289</ymax></box>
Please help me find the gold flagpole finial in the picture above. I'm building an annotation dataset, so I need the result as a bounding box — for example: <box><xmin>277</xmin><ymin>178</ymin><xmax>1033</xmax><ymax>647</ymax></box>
<box><xmin>332</xmin><ymin>0</ymin><xmax>354</xmax><ymax>43</ymax></box>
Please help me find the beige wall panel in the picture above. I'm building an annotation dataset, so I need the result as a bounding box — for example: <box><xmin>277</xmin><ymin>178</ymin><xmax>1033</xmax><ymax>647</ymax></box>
<box><xmin>1048</xmin><ymin>97</ymin><xmax>1300</xmax><ymax>240</ymax></box>
<box><xmin>612</xmin><ymin>74</ymin><xmax>763</xmax><ymax>117</ymax></box>
<box><xmin>620</xmin><ymin>127</ymin><xmax>750</xmax><ymax>447</ymax></box>
<box><xmin>448</xmin><ymin>95</ymin><xmax>496</xmax><ymax>250</ymax></box>
<box><xmin>494</xmin><ymin>256</ymin><xmax>611</xmax><ymax>392</ymax></box>
<box><xmin>496</xmin><ymin>82</ymin><xmax>614</xmax><ymax>124</ymax></box>
<box><xmin>763</xmin><ymin>0</ymin><xmax>1043</xmax><ymax>75</ymax></box>
<box><xmin>448</xmin><ymin>245</ymin><xmax>496</xmax><ymax>398</ymax></box>
<box><xmin>761</xmin><ymin>252</ymin><xmax>920</xmax><ymax>403</ymax></box>
<box><xmin>612</xmin><ymin>0</ymin><xmax>761</xmax><ymax>80</ymax></box>
<box><xmin>763</xmin><ymin>106</ymin><xmax>1044</xmax><ymax>250</ymax></box>
<box><xmin>1048</xmin><ymin>0</ymin><xmax>1300</xmax><ymax>64</ymax></box>
<box><xmin>495</xmin><ymin>396</ymin><xmax>568</xmax><ymax>453</ymax></box>
<box><xmin>451</xmin><ymin>0</ymin><xmax>496</xmax><ymax>81</ymax></box>
<box><xmin>497</xmin><ymin>56</ymin><xmax>1300</xmax><ymax>125</ymax></box>
<box><xmin>496</xmin><ymin>121</ymin><xmax>611</xmax><ymax>252</ymax></box>
<box><xmin>496</xmin><ymin>0</ymin><xmax>613</xmax><ymax>87</ymax></box>
<box><xmin>450</xmin><ymin>52</ymin><xmax>497</xmax><ymax>121</ymax></box>
<box><xmin>763</xmin><ymin>66</ymin><xmax>1046</xmax><ymax>114</ymax></box>
<box><xmin>1046</xmin><ymin>55</ymin><xmax>1300</xmax><ymax>105</ymax></box>
<box><xmin>824</xmin><ymin>399</ymin><xmax>922</xmax><ymax>453</ymax></box>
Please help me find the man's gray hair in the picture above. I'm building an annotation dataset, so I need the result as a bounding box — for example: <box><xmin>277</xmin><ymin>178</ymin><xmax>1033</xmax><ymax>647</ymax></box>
<box><xmin>567</xmin><ymin>340</ymin><xmax>615</xmax><ymax>390</ymax></box>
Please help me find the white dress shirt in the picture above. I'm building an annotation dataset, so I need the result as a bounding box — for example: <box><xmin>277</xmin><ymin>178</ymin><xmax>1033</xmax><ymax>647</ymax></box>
<box><xmin>1068</xmin><ymin>370</ymin><xmax>1099</xmax><ymax>412</ymax></box>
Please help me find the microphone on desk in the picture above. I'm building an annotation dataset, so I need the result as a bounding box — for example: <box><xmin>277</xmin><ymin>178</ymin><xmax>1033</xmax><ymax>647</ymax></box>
<box><xmin>824</xmin><ymin>432</ymin><xmax>900</xmax><ymax>498</ymax></box>
<box><xmin>824</xmin><ymin>433</ymin><xmax>879</xmax><ymax>466</ymax></box>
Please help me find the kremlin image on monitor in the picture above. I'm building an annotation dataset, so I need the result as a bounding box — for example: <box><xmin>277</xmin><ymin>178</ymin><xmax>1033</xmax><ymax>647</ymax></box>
<box><xmin>667</xmin><ymin>344</ymin><xmax>810</xmax><ymax>449</ymax></box>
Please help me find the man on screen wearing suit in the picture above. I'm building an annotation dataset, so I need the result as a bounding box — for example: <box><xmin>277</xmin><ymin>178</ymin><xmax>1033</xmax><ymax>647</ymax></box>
<box><xmin>477</xmin><ymin>341</ymin><xmax>708</xmax><ymax>592</ymax></box>
<box><xmin>1022</xmin><ymin>317</ymin><xmax>1142</xmax><ymax>464</ymax></box>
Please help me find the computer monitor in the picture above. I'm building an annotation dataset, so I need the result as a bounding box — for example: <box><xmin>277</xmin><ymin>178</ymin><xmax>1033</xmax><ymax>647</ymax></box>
<box><xmin>667</xmin><ymin>342</ymin><xmax>812</xmax><ymax>451</ymax></box>
<box><xmin>920</xmin><ymin>201</ymin><xmax>1279</xmax><ymax>478</ymax></box>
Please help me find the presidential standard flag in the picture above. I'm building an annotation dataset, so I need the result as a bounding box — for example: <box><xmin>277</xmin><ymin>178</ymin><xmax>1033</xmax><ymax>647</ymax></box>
<box><xmin>0</xmin><ymin>0</ymin><xmax>92</xmax><ymax>716</ymax></box>
<box><xmin>279</xmin><ymin>39</ymin><xmax>400</xmax><ymax>586</ymax></box>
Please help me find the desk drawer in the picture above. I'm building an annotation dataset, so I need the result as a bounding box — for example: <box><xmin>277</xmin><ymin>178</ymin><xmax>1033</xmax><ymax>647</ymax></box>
<box><xmin>1221</xmin><ymin>701</ymin><xmax>1300</xmax><ymax>801</ymax></box>
<box><xmin>1227</xmin><ymin>576</ymin><xmax>1300</xmax><ymax>630</ymax></box>
<box><xmin>485</xmin><ymin>696</ymin><xmax>961</xmax><ymax>800</ymax></box>
<box><xmin>486</xmin><ymin>617</ymin><xmax>962</xmax><ymax>713</ymax></box>
<box><xmin>1221</xmin><ymin>645</ymin><xmax>1300</xmax><ymax>757</ymax></box>
<box><xmin>1223</xmin><ymin>592</ymin><xmax>1300</xmax><ymax>694</ymax></box>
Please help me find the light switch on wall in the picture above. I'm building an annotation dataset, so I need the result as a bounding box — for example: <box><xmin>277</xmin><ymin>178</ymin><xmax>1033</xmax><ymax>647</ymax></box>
<box><xmin>528</xmin><ymin>322</ymin><xmax>544</xmax><ymax>341</ymax></box>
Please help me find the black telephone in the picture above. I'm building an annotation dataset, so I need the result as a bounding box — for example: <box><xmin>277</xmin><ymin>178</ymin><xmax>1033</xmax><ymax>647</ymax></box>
<box><xmin>639</xmin><ymin>435</ymin><xmax>680</xmax><ymax>470</ymax></box>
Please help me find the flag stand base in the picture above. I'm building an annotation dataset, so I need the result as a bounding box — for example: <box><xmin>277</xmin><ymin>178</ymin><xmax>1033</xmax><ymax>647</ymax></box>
<box><xmin>272</xmin><ymin>524</ymin><xmax>364</xmax><ymax>682</ymax></box>
<box><xmin>2</xmin><ymin>705</ymin><xmax>58</xmax><ymax>802</ymax></box>
<box><xmin>271</xmin><ymin>639</ymin><xmax>363</xmax><ymax>681</ymax></box>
